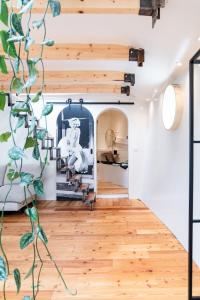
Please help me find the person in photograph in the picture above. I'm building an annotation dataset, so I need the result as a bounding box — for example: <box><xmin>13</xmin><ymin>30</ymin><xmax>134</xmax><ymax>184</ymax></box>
<box><xmin>58</xmin><ymin>117</ymin><xmax>88</xmax><ymax>173</ymax></box>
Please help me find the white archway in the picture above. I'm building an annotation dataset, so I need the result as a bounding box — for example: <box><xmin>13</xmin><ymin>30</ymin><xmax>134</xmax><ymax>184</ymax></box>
<box><xmin>96</xmin><ymin>108</ymin><xmax>129</xmax><ymax>198</ymax></box>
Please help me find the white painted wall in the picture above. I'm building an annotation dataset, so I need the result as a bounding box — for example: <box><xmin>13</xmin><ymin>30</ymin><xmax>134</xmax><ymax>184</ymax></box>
<box><xmin>98</xmin><ymin>163</ymin><xmax>128</xmax><ymax>188</ymax></box>
<box><xmin>140</xmin><ymin>70</ymin><xmax>200</xmax><ymax>267</ymax></box>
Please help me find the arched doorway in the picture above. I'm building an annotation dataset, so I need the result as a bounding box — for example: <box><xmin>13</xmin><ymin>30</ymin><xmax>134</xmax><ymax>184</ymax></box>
<box><xmin>96</xmin><ymin>108</ymin><xmax>129</xmax><ymax>198</ymax></box>
<box><xmin>55</xmin><ymin>104</ymin><xmax>94</xmax><ymax>201</ymax></box>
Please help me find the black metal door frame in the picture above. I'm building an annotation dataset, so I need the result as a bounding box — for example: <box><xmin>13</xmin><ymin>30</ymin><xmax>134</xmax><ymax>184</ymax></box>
<box><xmin>189</xmin><ymin>48</ymin><xmax>200</xmax><ymax>300</ymax></box>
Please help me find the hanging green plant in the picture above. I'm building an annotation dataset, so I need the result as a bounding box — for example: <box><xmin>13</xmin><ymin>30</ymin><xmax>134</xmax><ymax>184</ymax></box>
<box><xmin>0</xmin><ymin>0</ymin><xmax>76</xmax><ymax>299</ymax></box>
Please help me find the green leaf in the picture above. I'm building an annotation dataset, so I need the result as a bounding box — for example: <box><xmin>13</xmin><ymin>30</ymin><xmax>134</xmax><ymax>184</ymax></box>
<box><xmin>42</xmin><ymin>39</ymin><xmax>55</xmax><ymax>47</ymax></box>
<box><xmin>42</xmin><ymin>103</ymin><xmax>53</xmax><ymax>116</ymax></box>
<box><xmin>25</xmin><ymin>36</ymin><xmax>34</xmax><ymax>52</ymax></box>
<box><xmin>24</xmin><ymin>264</ymin><xmax>37</xmax><ymax>280</ymax></box>
<box><xmin>20</xmin><ymin>172</ymin><xmax>33</xmax><ymax>186</ymax></box>
<box><xmin>13</xmin><ymin>58</ymin><xmax>20</xmax><ymax>73</ymax></box>
<box><xmin>0</xmin><ymin>55</ymin><xmax>8</xmax><ymax>74</ymax></box>
<box><xmin>0</xmin><ymin>92</ymin><xmax>6</xmax><ymax>111</ymax></box>
<box><xmin>24</xmin><ymin>59</ymin><xmax>38</xmax><ymax>88</ymax></box>
<box><xmin>24</xmin><ymin>137</ymin><xmax>37</xmax><ymax>149</ymax></box>
<box><xmin>11</xmin><ymin>77</ymin><xmax>24</xmax><ymax>94</ymax></box>
<box><xmin>37</xmin><ymin>225</ymin><xmax>48</xmax><ymax>244</ymax></box>
<box><xmin>0</xmin><ymin>257</ymin><xmax>7</xmax><ymax>281</ymax></box>
<box><xmin>33</xmin><ymin>145</ymin><xmax>40</xmax><ymax>160</ymax></box>
<box><xmin>0</xmin><ymin>30</ymin><xmax>17</xmax><ymax>58</ymax></box>
<box><xmin>0</xmin><ymin>30</ymin><xmax>8</xmax><ymax>53</ymax></box>
<box><xmin>19</xmin><ymin>0</ymin><xmax>34</xmax><ymax>14</ymax></box>
<box><xmin>12</xmin><ymin>102</ymin><xmax>30</xmax><ymax>116</ymax></box>
<box><xmin>13</xmin><ymin>268</ymin><xmax>21</xmax><ymax>293</ymax></box>
<box><xmin>20</xmin><ymin>232</ymin><xmax>34</xmax><ymax>250</ymax></box>
<box><xmin>25</xmin><ymin>207</ymin><xmax>38</xmax><ymax>222</ymax></box>
<box><xmin>32</xmin><ymin>19</ymin><xmax>43</xmax><ymax>29</ymax></box>
<box><xmin>7</xmin><ymin>169</ymin><xmax>20</xmax><ymax>182</ymax></box>
<box><xmin>49</xmin><ymin>0</ymin><xmax>61</xmax><ymax>17</ymax></box>
<box><xmin>15</xmin><ymin>116</ymin><xmax>25</xmax><ymax>132</ymax></box>
<box><xmin>36</xmin><ymin>129</ymin><xmax>47</xmax><ymax>140</ymax></box>
<box><xmin>0</xmin><ymin>0</ymin><xmax>8</xmax><ymax>26</ymax></box>
<box><xmin>31</xmin><ymin>91</ymin><xmax>42</xmax><ymax>103</ymax></box>
<box><xmin>8</xmin><ymin>146</ymin><xmax>24</xmax><ymax>160</ymax></box>
<box><xmin>28</xmin><ymin>117</ymin><xmax>37</xmax><ymax>134</ymax></box>
<box><xmin>0</xmin><ymin>132</ymin><xmax>11</xmax><ymax>142</ymax></box>
<box><xmin>7</xmin><ymin>35</ymin><xmax>24</xmax><ymax>43</ymax></box>
<box><xmin>11</xmin><ymin>13</ymin><xmax>24</xmax><ymax>36</ymax></box>
<box><xmin>33</xmin><ymin>179</ymin><xmax>44</xmax><ymax>197</ymax></box>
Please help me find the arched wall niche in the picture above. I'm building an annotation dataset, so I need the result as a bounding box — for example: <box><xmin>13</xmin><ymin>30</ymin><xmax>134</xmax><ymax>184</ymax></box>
<box><xmin>96</xmin><ymin>108</ymin><xmax>129</xmax><ymax>197</ymax></box>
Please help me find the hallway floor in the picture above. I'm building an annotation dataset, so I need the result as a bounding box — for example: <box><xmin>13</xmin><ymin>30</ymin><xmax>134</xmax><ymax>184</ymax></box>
<box><xmin>97</xmin><ymin>181</ymin><xmax>128</xmax><ymax>195</ymax></box>
<box><xmin>1</xmin><ymin>198</ymin><xmax>200</xmax><ymax>299</ymax></box>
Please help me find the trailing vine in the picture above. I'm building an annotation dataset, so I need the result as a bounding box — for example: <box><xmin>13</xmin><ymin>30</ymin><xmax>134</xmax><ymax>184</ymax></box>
<box><xmin>0</xmin><ymin>0</ymin><xmax>76</xmax><ymax>298</ymax></box>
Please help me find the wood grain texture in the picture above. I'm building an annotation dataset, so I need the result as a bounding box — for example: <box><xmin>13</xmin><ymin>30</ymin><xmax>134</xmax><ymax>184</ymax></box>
<box><xmin>12</xmin><ymin>44</ymin><xmax>131</xmax><ymax>61</ymax></box>
<box><xmin>97</xmin><ymin>181</ymin><xmax>128</xmax><ymax>195</ymax></box>
<box><xmin>1</xmin><ymin>71</ymin><xmax>125</xmax><ymax>84</ymax></box>
<box><xmin>0</xmin><ymin>198</ymin><xmax>200</xmax><ymax>299</ymax></box>
<box><xmin>0</xmin><ymin>83</ymin><xmax>127</xmax><ymax>94</ymax></box>
<box><xmin>12</xmin><ymin>0</ymin><xmax>140</xmax><ymax>14</ymax></box>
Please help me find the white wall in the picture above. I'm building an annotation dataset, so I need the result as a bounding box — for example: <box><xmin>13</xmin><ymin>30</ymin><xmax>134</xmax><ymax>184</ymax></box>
<box><xmin>141</xmin><ymin>71</ymin><xmax>200</xmax><ymax>267</ymax></box>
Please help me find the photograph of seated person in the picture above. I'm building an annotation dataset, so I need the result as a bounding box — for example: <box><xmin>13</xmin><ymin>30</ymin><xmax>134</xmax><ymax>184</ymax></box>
<box><xmin>58</xmin><ymin>117</ymin><xmax>88</xmax><ymax>173</ymax></box>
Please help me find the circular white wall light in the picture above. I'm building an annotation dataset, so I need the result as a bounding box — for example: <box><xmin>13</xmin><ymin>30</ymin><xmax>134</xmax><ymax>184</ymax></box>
<box><xmin>162</xmin><ymin>85</ymin><xmax>183</xmax><ymax>131</ymax></box>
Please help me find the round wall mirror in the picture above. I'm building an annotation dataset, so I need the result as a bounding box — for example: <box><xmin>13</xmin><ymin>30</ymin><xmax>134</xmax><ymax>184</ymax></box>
<box><xmin>162</xmin><ymin>84</ymin><xmax>183</xmax><ymax>131</ymax></box>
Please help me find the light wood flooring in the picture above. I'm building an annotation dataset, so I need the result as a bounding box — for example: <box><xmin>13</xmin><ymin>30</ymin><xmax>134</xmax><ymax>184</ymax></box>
<box><xmin>97</xmin><ymin>181</ymin><xmax>128</xmax><ymax>195</ymax></box>
<box><xmin>0</xmin><ymin>198</ymin><xmax>200</xmax><ymax>299</ymax></box>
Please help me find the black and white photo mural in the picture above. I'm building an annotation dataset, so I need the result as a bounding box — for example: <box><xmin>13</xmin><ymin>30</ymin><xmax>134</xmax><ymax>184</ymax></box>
<box><xmin>56</xmin><ymin>105</ymin><xmax>94</xmax><ymax>201</ymax></box>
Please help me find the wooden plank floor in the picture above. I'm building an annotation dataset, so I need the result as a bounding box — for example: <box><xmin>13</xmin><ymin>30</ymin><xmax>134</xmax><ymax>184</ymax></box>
<box><xmin>0</xmin><ymin>199</ymin><xmax>200</xmax><ymax>299</ymax></box>
<box><xmin>97</xmin><ymin>181</ymin><xmax>128</xmax><ymax>195</ymax></box>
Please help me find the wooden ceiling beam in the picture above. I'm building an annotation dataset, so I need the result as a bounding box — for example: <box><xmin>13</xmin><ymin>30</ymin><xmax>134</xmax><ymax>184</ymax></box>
<box><xmin>12</xmin><ymin>0</ymin><xmax>165</xmax><ymax>20</ymax></box>
<box><xmin>0</xmin><ymin>44</ymin><xmax>144</xmax><ymax>66</ymax></box>
<box><xmin>12</xmin><ymin>0</ymin><xmax>140</xmax><ymax>14</ymax></box>
<box><xmin>19</xmin><ymin>44</ymin><xmax>144</xmax><ymax>66</ymax></box>
<box><xmin>1</xmin><ymin>83</ymin><xmax>131</xmax><ymax>96</ymax></box>
<box><xmin>1</xmin><ymin>71</ymin><xmax>135</xmax><ymax>85</ymax></box>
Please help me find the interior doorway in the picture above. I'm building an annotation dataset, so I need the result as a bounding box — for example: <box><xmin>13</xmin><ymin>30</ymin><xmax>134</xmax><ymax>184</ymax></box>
<box><xmin>96</xmin><ymin>108</ymin><xmax>129</xmax><ymax>198</ymax></box>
